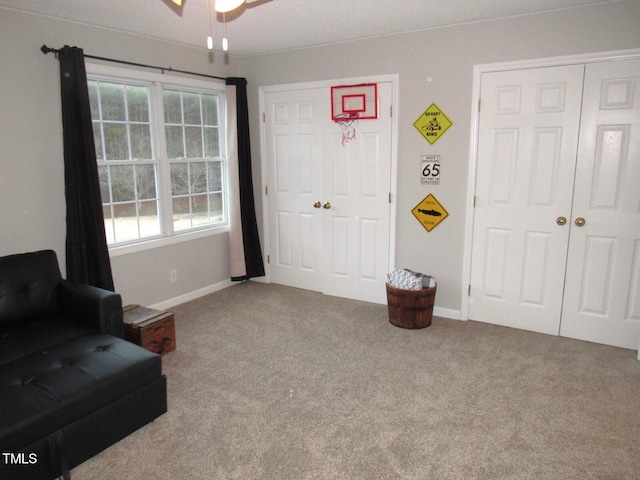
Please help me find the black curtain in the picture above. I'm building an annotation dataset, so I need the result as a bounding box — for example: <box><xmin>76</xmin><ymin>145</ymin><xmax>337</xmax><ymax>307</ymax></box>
<box><xmin>58</xmin><ymin>46</ymin><xmax>114</xmax><ymax>291</ymax></box>
<box><xmin>226</xmin><ymin>77</ymin><xmax>265</xmax><ymax>281</ymax></box>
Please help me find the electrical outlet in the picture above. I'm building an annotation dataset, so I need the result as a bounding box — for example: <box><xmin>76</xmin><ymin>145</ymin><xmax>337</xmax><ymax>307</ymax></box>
<box><xmin>170</xmin><ymin>269</ymin><xmax>177</xmax><ymax>283</ymax></box>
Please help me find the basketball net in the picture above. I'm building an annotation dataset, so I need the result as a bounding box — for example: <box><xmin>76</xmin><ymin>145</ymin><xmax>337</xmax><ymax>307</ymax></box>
<box><xmin>334</xmin><ymin>112</ymin><xmax>359</xmax><ymax>146</ymax></box>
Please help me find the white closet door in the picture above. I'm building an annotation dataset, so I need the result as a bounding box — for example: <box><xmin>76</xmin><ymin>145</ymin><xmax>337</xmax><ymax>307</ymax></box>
<box><xmin>265</xmin><ymin>82</ymin><xmax>393</xmax><ymax>304</ymax></box>
<box><xmin>322</xmin><ymin>82</ymin><xmax>392</xmax><ymax>304</ymax></box>
<box><xmin>469</xmin><ymin>65</ymin><xmax>585</xmax><ymax>335</ymax></box>
<box><xmin>560</xmin><ymin>58</ymin><xmax>640</xmax><ymax>349</ymax></box>
<box><xmin>266</xmin><ymin>88</ymin><xmax>325</xmax><ymax>293</ymax></box>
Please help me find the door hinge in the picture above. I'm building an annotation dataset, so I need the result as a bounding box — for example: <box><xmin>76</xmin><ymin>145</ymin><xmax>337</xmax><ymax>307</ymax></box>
<box><xmin>478</xmin><ymin>98</ymin><xmax>481</xmax><ymax>112</ymax></box>
<box><xmin>468</xmin><ymin>284</ymin><xmax>471</xmax><ymax>296</ymax></box>
<box><xmin>267</xmin><ymin>254</ymin><xmax>270</xmax><ymax>264</ymax></box>
<box><xmin>389</xmin><ymin>192</ymin><xmax>392</xmax><ymax>204</ymax></box>
<box><xmin>265</xmin><ymin>185</ymin><xmax>268</xmax><ymax>195</ymax></box>
<box><xmin>390</xmin><ymin>105</ymin><xmax>393</xmax><ymax>117</ymax></box>
<box><xmin>262</xmin><ymin>112</ymin><xmax>266</xmax><ymax>122</ymax></box>
<box><xmin>473</xmin><ymin>195</ymin><xmax>477</xmax><ymax>208</ymax></box>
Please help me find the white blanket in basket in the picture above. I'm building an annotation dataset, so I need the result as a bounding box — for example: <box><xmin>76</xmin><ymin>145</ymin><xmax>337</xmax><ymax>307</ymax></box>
<box><xmin>387</xmin><ymin>268</ymin><xmax>435</xmax><ymax>290</ymax></box>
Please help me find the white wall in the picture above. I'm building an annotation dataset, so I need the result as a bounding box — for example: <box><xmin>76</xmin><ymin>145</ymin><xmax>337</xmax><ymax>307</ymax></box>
<box><xmin>0</xmin><ymin>9</ymin><xmax>237</xmax><ymax>306</ymax></box>
<box><xmin>2</xmin><ymin>1</ymin><xmax>640</xmax><ymax>312</ymax></box>
<box><xmin>239</xmin><ymin>0</ymin><xmax>640</xmax><ymax>315</ymax></box>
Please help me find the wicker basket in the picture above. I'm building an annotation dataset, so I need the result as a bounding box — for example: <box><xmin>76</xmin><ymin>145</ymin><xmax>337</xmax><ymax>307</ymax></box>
<box><xmin>386</xmin><ymin>282</ymin><xmax>437</xmax><ymax>329</ymax></box>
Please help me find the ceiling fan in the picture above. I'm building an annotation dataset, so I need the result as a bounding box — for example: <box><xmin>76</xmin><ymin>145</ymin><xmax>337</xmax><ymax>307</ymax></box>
<box><xmin>170</xmin><ymin>0</ymin><xmax>270</xmax><ymax>52</ymax></box>
<box><xmin>171</xmin><ymin>0</ymin><xmax>265</xmax><ymax>12</ymax></box>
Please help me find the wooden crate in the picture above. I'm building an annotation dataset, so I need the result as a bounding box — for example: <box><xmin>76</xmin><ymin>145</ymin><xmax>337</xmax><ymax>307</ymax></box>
<box><xmin>122</xmin><ymin>304</ymin><xmax>176</xmax><ymax>355</ymax></box>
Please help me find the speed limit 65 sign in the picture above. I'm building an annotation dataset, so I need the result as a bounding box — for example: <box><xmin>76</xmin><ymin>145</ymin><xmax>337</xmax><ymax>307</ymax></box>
<box><xmin>421</xmin><ymin>155</ymin><xmax>440</xmax><ymax>185</ymax></box>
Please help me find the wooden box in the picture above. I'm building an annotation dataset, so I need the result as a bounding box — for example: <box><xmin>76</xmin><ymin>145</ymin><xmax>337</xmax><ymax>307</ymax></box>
<box><xmin>123</xmin><ymin>304</ymin><xmax>176</xmax><ymax>355</ymax></box>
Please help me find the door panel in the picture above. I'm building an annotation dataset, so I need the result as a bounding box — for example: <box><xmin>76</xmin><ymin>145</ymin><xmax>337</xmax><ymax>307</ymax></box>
<box><xmin>267</xmin><ymin>90</ymin><xmax>323</xmax><ymax>292</ymax></box>
<box><xmin>469</xmin><ymin>65</ymin><xmax>585</xmax><ymax>334</ymax></box>
<box><xmin>323</xmin><ymin>89</ymin><xmax>392</xmax><ymax>303</ymax></box>
<box><xmin>560</xmin><ymin>59</ymin><xmax>640</xmax><ymax>349</ymax></box>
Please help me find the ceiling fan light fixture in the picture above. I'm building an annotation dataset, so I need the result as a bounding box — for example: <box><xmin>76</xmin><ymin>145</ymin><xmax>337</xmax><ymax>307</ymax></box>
<box><xmin>206</xmin><ymin>0</ymin><xmax>213</xmax><ymax>49</ymax></box>
<box><xmin>214</xmin><ymin>0</ymin><xmax>245</xmax><ymax>13</ymax></box>
<box><xmin>171</xmin><ymin>0</ymin><xmax>182</xmax><ymax>5</ymax></box>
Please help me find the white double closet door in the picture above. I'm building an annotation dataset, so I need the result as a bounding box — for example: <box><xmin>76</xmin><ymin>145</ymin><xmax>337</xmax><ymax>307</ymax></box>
<box><xmin>470</xmin><ymin>58</ymin><xmax>640</xmax><ymax>349</ymax></box>
<box><xmin>263</xmin><ymin>81</ymin><xmax>393</xmax><ymax>304</ymax></box>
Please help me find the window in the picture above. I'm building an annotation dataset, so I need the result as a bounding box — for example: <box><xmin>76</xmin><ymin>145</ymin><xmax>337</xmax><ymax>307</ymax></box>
<box><xmin>87</xmin><ymin>65</ymin><xmax>227</xmax><ymax>250</ymax></box>
<box><xmin>163</xmin><ymin>89</ymin><xmax>225</xmax><ymax>232</ymax></box>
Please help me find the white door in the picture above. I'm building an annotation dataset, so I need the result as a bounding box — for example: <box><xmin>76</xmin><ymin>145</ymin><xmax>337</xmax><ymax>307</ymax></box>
<box><xmin>265</xmin><ymin>88</ymin><xmax>324</xmax><ymax>293</ymax></box>
<box><xmin>560</xmin><ymin>59</ymin><xmax>640</xmax><ymax>349</ymax></box>
<box><xmin>264</xmin><ymin>82</ymin><xmax>393</xmax><ymax>303</ymax></box>
<box><xmin>469</xmin><ymin>65</ymin><xmax>585</xmax><ymax>335</ymax></box>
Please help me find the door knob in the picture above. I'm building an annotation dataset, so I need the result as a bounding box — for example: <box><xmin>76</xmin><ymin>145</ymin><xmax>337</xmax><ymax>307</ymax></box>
<box><xmin>556</xmin><ymin>216</ymin><xmax>567</xmax><ymax>226</ymax></box>
<box><xmin>574</xmin><ymin>217</ymin><xmax>586</xmax><ymax>227</ymax></box>
<box><xmin>323</xmin><ymin>202</ymin><xmax>331</xmax><ymax>209</ymax></box>
<box><xmin>313</xmin><ymin>201</ymin><xmax>321</xmax><ymax>208</ymax></box>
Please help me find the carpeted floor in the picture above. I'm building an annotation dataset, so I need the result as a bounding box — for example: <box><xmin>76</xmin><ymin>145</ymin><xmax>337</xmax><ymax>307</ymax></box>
<box><xmin>72</xmin><ymin>281</ymin><xmax>640</xmax><ymax>479</ymax></box>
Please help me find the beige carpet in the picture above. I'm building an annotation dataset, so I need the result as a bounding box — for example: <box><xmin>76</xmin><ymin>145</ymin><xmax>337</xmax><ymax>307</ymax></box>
<box><xmin>72</xmin><ymin>282</ymin><xmax>640</xmax><ymax>479</ymax></box>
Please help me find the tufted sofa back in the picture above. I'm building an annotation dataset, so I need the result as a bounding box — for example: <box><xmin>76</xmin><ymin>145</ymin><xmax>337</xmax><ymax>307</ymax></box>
<box><xmin>0</xmin><ymin>250</ymin><xmax>63</xmax><ymax>327</ymax></box>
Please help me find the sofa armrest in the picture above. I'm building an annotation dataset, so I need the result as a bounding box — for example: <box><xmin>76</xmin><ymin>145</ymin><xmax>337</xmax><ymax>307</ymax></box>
<box><xmin>58</xmin><ymin>280</ymin><xmax>124</xmax><ymax>338</ymax></box>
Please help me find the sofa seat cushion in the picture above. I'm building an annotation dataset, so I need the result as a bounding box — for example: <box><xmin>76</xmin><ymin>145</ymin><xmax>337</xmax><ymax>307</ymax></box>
<box><xmin>0</xmin><ymin>333</ymin><xmax>162</xmax><ymax>452</ymax></box>
<box><xmin>0</xmin><ymin>315</ymin><xmax>94</xmax><ymax>366</ymax></box>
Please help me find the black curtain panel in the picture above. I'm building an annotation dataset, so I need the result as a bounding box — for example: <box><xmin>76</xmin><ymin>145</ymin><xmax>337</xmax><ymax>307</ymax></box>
<box><xmin>58</xmin><ymin>46</ymin><xmax>115</xmax><ymax>291</ymax></box>
<box><xmin>226</xmin><ymin>77</ymin><xmax>265</xmax><ymax>281</ymax></box>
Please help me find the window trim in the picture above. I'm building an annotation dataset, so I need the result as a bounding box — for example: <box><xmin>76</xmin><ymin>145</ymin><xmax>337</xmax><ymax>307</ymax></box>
<box><xmin>85</xmin><ymin>62</ymin><xmax>229</xmax><ymax>257</ymax></box>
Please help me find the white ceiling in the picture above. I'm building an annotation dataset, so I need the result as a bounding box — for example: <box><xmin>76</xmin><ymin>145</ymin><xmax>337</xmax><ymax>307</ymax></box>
<box><xmin>0</xmin><ymin>0</ymin><xmax>617</xmax><ymax>56</ymax></box>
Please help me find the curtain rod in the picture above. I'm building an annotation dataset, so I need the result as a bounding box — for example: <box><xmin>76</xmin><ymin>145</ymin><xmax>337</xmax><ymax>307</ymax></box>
<box><xmin>41</xmin><ymin>45</ymin><xmax>227</xmax><ymax>82</ymax></box>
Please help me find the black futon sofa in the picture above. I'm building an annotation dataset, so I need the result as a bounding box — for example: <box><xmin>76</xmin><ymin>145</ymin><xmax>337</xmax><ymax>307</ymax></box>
<box><xmin>0</xmin><ymin>250</ymin><xmax>167</xmax><ymax>480</ymax></box>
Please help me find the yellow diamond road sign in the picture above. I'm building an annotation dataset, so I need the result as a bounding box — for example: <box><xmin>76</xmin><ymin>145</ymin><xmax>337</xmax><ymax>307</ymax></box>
<box><xmin>412</xmin><ymin>193</ymin><xmax>449</xmax><ymax>232</ymax></box>
<box><xmin>414</xmin><ymin>103</ymin><xmax>453</xmax><ymax>145</ymax></box>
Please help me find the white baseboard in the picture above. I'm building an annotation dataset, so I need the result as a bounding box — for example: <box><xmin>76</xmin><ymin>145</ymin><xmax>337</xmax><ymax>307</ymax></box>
<box><xmin>434</xmin><ymin>306</ymin><xmax>463</xmax><ymax>320</ymax></box>
<box><xmin>149</xmin><ymin>279</ymin><xmax>235</xmax><ymax>311</ymax></box>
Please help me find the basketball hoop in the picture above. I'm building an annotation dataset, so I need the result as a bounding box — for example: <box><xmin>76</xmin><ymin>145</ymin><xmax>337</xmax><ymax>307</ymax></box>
<box><xmin>331</xmin><ymin>83</ymin><xmax>377</xmax><ymax>147</ymax></box>
<box><xmin>334</xmin><ymin>112</ymin><xmax>359</xmax><ymax>146</ymax></box>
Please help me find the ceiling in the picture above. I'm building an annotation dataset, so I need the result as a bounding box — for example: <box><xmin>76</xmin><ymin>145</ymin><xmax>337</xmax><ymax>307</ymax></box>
<box><xmin>0</xmin><ymin>0</ymin><xmax>616</xmax><ymax>56</ymax></box>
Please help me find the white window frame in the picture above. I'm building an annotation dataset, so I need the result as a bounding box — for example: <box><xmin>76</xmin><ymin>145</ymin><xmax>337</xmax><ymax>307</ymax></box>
<box><xmin>86</xmin><ymin>62</ymin><xmax>229</xmax><ymax>257</ymax></box>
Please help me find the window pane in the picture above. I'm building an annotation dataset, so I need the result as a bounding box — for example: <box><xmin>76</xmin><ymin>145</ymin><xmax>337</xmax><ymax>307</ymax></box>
<box><xmin>191</xmin><ymin>194</ymin><xmax>209</xmax><ymax>227</ymax></box>
<box><xmin>103</xmin><ymin>205</ymin><xmax>114</xmax><ymax>244</ymax></box>
<box><xmin>104</xmin><ymin>123</ymin><xmax>129</xmax><ymax>160</ymax></box>
<box><xmin>113</xmin><ymin>203</ymin><xmax>138</xmax><ymax>243</ymax></box>
<box><xmin>172</xmin><ymin>196</ymin><xmax>191</xmax><ymax>231</ymax></box>
<box><xmin>203</xmin><ymin>127</ymin><xmax>219</xmax><ymax>157</ymax></box>
<box><xmin>185</xmin><ymin>126</ymin><xmax>203</xmax><ymax>158</ymax></box>
<box><xmin>209</xmin><ymin>192</ymin><xmax>224</xmax><ymax>221</ymax></box>
<box><xmin>138</xmin><ymin>200</ymin><xmax>161</xmax><ymax>237</ymax></box>
<box><xmin>89</xmin><ymin>82</ymin><xmax>100</xmax><ymax>120</ymax></box>
<box><xmin>171</xmin><ymin>163</ymin><xmax>189</xmax><ymax>196</ymax></box>
<box><xmin>93</xmin><ymin>122</ymin><xmax>104</xmax><ymax>160</ymax></box>
<box><xmin>100</xmin><ymin>83</ymin><xmax>126</xmax><ymax>121</ymax></box>
<box><xmin>163</xmin><ymin>90</ymin><xmax>182</xmax><ymax>124</ymax></box>
<box><xmin>110</xmin><ymin>165</ymin><xmax>136</xmax><ymax>202</ymax></box>
<box><xmin>166</xmin><ymin>126</ymin><xmax>184</xmax><ymax>159</ymax></box>
<box><xmin>98</xmin><ymin>166</ymin><xmax>111</xmax><ymax>202</ymax></box>
<box><xmin>130</xmin><ymin>123</ymin><xmax>152</xmax><ymax>159</ymax></box>
<box><xmin>183</xmin><ymin>92</ymin><xmax>201</xmax><ymax>125</ymax></box>
<box><xmin>127</xmin><ymin>85</ymin><xmax>149</xmax><ymax>122</ymax></box>
<box><xmin>190</xmin><ymin>162</ymin><xmax>207</xmax><ymax>194</ymax></box>
<box><xmin>135</xmin><ymin>164</ymin><xmax>157</xmax><ymax>200</ymax></box>
<box><xmin>208</xmin><ymin>161</ymin><xmax>222</xmax><ymax>191</ymax></box>
<box><xmin>202</xmin><ymin>95</ymin><xmax>218</xmax><ymax>126</ymax></box>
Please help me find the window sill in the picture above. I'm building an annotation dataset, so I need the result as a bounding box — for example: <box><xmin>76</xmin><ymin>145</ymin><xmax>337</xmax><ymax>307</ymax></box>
<box><xmin>108</xmin><ymin>224</ymin><xmax>229</xmax><ymax>258</ymax></box>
